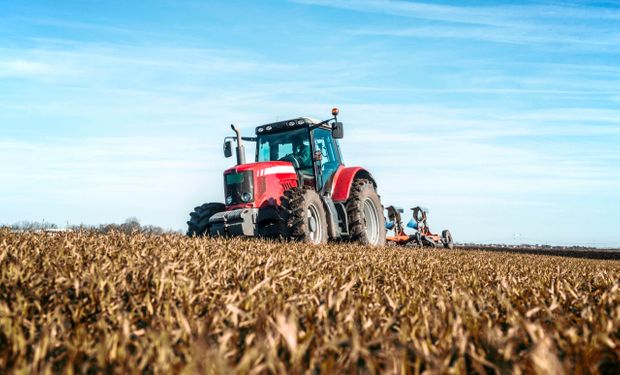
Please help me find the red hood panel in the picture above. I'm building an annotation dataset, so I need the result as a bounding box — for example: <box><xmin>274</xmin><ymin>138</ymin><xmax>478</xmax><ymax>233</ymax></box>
<box><xmin>225</xmin><ymin>161</ymin><xmax>295</xmax><ymax>174</ymax></box>
<box><xmin>224</xmin><ymin>161</ymin><xmax>298</xmax><ymax>210</ymax></box>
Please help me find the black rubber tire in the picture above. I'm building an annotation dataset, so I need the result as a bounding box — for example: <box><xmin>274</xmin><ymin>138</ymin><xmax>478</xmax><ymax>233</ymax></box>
<box><xmin>346</xmin><ymin>179</ymin><xmax>386</xmax><ymax>246</ymax></box>
<box><xmin>422</xmin><ymin>236</ymin><xmax>437</xmax><ymax>247</ymax></box>
<box><xmin>442</xmin><ymin>229</ymin><xmax>454</xmax><ymax>249</ymax></box>
<box><xmin>186</xmin><ymin>202</ymin><xmax>225</xmax><ymax>237</ymax></box>
<box><xmin>281</xmin><ymin>187</ymin><xmax>328</xmax><ymax>244</ymax></box>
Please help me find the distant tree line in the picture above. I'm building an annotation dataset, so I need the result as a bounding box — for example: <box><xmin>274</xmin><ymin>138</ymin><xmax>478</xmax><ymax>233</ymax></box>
<box><xmin>7</xmin><ymin>221</ymin><xmax>59</xmax><ymax>231</ymax></box>
<box><xmin>5</xmin><ymin>218</ymin><xmax>177</xmax><ymax>235</ymax></box>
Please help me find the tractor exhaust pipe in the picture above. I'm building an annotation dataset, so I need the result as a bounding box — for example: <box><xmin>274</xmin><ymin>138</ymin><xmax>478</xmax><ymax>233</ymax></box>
<box><xmin>231</xmin><ymin>124</ymin><xmax>246</xmax><ymax>165</ymax></box>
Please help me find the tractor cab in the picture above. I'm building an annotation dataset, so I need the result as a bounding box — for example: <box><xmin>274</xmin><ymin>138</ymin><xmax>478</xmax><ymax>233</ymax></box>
<box><xmin>254</xmin><ymin>115</ymin><xmax>343</xmax><ymax>192</ymax></box>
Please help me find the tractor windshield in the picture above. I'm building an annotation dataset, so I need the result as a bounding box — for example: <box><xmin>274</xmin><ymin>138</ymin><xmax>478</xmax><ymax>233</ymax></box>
<box><xmin>257</xmin><ymin>128</ymin><xmax>313</xmax><ymax>172</ymax></box>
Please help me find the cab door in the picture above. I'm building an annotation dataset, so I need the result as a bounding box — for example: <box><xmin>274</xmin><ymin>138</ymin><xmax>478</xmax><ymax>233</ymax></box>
<box><xmin>311</xmin><ymin>128</ymin><xmax>343</xmax><ymax>191</ymax></box>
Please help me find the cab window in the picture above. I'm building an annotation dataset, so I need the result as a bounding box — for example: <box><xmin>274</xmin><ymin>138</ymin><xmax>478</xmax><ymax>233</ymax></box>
<box><xmin>312</xmin><ymin>128</ymin><xmax>342</xmax><ymax>187</ymax></box>
<box><xmin>257</xmin><ymin>128</ymin><xmax>313</xmax><ymax>171</ymax></box>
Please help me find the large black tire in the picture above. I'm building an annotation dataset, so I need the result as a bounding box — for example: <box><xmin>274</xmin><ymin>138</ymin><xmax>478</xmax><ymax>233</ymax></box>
<box><xmin>346</xmin><ymin>179</ymin><xmax>386</xmax><ymax>246</ymax></box>
<box><xmin>281</xmin><ymin>187</ymin><xmax>328</xmax><ymax>244</ymax></box>
<box><xmin>442</xmin><ymin>229</ymin><xmax>454</xmax><ymax>249</ymax></box>
<box><xmin>186</xmin><ymin>203</ymin><xmax>225</xmax><ymax>237</ymax></box>
<box><xmin>422</xmin><ymin>236</ymin><xmax>438</xmax><ymax>247</ymax></box>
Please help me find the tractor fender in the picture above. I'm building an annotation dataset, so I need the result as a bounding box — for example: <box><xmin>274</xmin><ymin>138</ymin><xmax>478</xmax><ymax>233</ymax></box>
<box><xmin>330</xmin><ymin>166</ymin><xmax>377</xmax><ymax>202</ymax></box>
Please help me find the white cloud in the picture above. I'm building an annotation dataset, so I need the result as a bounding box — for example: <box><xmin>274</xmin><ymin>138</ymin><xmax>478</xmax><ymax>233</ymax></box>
<box><xmin>293</xmin><ymin>0</ymin><xmax>620</xmax><ymax>25</ymax></box>
<box><xmin>0</xmin><ymin>59</ymin><xmax>57</xmax><ymax>77</ymax></box>
<box><xmin>350</xmin><ymin>25</ymin><xmax>620</xmax><ymax>48</ymax></box>
<box><xmin>294</xmin><ymin>0</ymin><xmax>620</xmax><ymax>48</ymax></box>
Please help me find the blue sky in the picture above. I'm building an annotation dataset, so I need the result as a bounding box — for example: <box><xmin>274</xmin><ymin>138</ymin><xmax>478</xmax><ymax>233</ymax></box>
<box><xmin>1</xmin><ymin>0</ymin><xmax>619</xmax><ymax>246</ymax></box>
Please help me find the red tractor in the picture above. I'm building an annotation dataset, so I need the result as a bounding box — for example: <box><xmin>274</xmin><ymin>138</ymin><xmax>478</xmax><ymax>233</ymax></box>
<box><xmin>187</xmin><ymin>108</ymin><xmax>386</xmax><ymax>246</ymax></box>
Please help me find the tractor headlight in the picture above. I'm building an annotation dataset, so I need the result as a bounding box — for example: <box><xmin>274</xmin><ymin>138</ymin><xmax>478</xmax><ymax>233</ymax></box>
<box><xmin>226</xmin><ymin>195</ymin><xmax>233</xmax><ymax>205</ymax></box>
<box><xmin>241</xmin><ymin>192</ymin><xmax>252</xmax><ymax>203</ymax></box>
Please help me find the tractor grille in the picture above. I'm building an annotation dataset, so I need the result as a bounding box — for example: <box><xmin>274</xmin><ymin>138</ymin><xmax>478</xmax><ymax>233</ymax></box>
<box><xmin>224</xmin><ymin>170</ymin><xmax>254</xmax><ymax>205</ymax></box>
<box><xmin>282</xmin><ymin>181</ymin><xmax>296</xmax><ymax>191</ymax></box>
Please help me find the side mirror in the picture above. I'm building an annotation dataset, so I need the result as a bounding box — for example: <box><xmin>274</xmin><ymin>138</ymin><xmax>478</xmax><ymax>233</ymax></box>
<box><xmin>332</xmin><ymin>122</ymin><xmax>344</xmax><ymax>139</ymax></box>
<box><xmin>223</xmin><ymin>140</ymin><xmax>232</xmax><ymax>158</ymax></box>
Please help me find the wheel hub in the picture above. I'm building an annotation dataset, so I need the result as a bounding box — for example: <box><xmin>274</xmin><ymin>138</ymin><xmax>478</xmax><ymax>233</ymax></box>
<box><xmin>307</xmin><ymin>204</ymin><xmax>322</xmax><ymax>243</ymax></box>
<box><xmin>362</xmin><ymin>198</ymin><xmax>380</xmax><ymax>245</ymax></box>
<box><xmin>308</xmin><ymin>215</ymin><xmax>317</xmax><ymax>232</ymax></box>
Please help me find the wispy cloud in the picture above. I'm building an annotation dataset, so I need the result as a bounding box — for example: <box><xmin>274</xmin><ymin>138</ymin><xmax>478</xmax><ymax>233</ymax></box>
<box><xmin>293</xmin><ymin>0</ymin><xmax>620</xmax><ymax>25</ymax></box>
<box><xmin>350</xmin><ymin>25</ymin><xmax>620</xmax><ymax>48</ymax></box>
<box><xmin>0</xmin><ymin>59</ymin><xmax>57</xmax><ymax>77</ymax></box>
<box><xmin>294</xmin><ymin>0</ymin><xmax>620</xmax><ymax>48</ymax></box>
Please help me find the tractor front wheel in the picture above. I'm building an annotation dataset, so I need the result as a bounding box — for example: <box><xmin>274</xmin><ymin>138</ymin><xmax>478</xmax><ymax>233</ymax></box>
<box><xmin>186</xmin><ymin>202</ymin><xmax>225</xmax><ymax>236</ymax></box>
<box><xmin>282</xmin><ymin>188</ymin><xmax>328</xmax><ymax>244</ymax></box>
<box><xmin>346</xmin><ymin>179</ymin><xmax>386</xmax><ymax>246</ymax></box>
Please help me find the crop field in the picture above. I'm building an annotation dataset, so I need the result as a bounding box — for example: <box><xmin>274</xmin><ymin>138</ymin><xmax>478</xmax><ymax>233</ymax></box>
<box><xmin>1</xmin><ymin>230</ymin><xmax>619</xmax><ymax>374</ymax></box>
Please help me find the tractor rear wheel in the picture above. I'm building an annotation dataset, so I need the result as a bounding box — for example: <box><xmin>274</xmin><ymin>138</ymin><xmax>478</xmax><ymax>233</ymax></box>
<box><xmin>186</xmin><ymin>202</ymin><xmax>225</xmax><ymax>237</ymax></box>
<box><xmin>281</xmin><ymin>187</ymin><xmax>328</xmax><ymax>244</ymax></box>
<box><xmin>442</xmin><ymin>229</ymin><xmax>454</xmax><ymax>249</ymax></box>
<box><xmin>346</xmin><ymin>179</ymin><xmax>386</xmax><ymax>246</ymax></box>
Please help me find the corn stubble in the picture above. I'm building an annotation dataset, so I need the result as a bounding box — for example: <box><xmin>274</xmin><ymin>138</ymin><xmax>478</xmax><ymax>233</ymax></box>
<box><xmin>1</xmin><ymin>229</ymin><xmax>618</xmax><ymax>374</ymax></box>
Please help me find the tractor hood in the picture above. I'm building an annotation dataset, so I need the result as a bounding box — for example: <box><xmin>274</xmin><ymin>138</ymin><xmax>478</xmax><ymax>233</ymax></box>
<box><xmin>223</xmin><ymin>161</ymin><xmax>298</xmax><ymax>209</ymax></box>
<box><xmin>224</xmin><ymin>161</ymin><xmax>296</xmax><ymax>176</ymax></box>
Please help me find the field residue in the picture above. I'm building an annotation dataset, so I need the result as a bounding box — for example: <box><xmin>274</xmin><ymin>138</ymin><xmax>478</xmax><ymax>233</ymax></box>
<box><xmin>1</xmin><ymin>230</ymin><xmax>619</xmax><ymax>373</ymax></box>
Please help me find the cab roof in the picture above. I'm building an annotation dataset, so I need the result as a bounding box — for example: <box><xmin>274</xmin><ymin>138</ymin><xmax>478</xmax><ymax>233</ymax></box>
<box><xmin>255</xmin><ymin>117</ymin><xmax>327</xmax><ymax>135</ymax></box>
